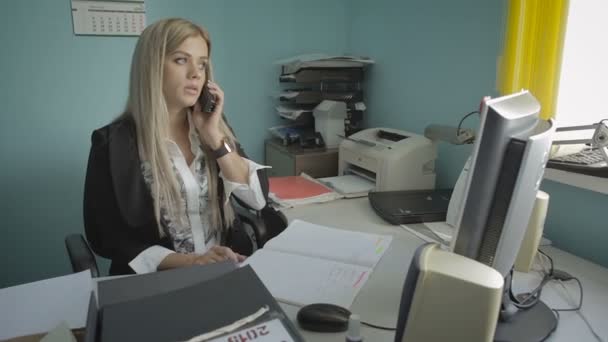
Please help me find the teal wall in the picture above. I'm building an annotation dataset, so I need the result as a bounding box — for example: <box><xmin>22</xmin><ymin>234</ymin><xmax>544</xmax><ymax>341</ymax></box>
<box><xmin>0</xmin><ymin>0</ymin><xmax>348</xmax><ymax>288</ymax></box>
<box><xmin>347</xmin><ymin>0</ymin><xmax>504</xmax><ymax>187</ymax></box>
<box><xmin>346</xmin><ymin>0</ymin><xmax>608</xmax><ymax>269</ymax></box>
<box><xmin>541</xmin><ymin>181</ymin><xmax>608</xmax><ymax>267</ymax></box>
<box><xmin>1</xmin><ymin>0</ymin><xmax>605</xmax><ymax>288</ymax></box>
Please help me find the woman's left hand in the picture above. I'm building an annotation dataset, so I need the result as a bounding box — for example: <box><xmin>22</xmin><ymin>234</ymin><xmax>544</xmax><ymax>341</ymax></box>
<box><xmin>192</xmin><ymin>81</ymin><xmax>225</xmax><ymax>148</ymax></box>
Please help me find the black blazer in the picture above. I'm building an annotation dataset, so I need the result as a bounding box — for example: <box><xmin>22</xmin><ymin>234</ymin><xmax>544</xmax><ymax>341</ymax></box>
<box><xmin>83</xmin><ymin>117</ymin><xmax>269</xmax><ymax>275</ymax></box>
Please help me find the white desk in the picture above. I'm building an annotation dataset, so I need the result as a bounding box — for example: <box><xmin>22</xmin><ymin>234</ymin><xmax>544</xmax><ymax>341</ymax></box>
<box><xmin>278</xmin><ymin>197</ymin><xmax>608</xmax><ymax>342</ymax></box>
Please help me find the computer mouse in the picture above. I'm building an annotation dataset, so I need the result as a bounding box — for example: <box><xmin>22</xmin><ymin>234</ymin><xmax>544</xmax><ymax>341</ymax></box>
<box><xmin>296</xmin><ymin>303</ymin><xmax>351</xmax><ymax>332</ymax></box>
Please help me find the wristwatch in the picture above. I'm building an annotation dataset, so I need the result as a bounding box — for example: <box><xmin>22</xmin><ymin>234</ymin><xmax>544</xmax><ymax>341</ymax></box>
<box><xmin>212</xmin><ymin>138</ymin><xmax>233</xmax><ymax>159</ymax></box>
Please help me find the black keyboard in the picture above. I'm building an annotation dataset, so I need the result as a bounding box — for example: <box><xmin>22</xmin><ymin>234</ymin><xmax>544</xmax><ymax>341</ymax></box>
<box><xmin>547</xmin><ymin>148</ymin><xmax>608</xmax><ymax>178</ymax></box>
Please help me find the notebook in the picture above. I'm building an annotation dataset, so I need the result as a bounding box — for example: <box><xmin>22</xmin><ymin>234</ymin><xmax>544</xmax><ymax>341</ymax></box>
<box><xmin>242</xmin><ymin>220</ymin><xmax>392</xmax><ymax>308</ymax></box>
<box><xmin>269</xmin><ymin>175</ymin><xmax>332</xmax><ymax>199</ymax></box>
<box><xmin>268</xmin><ymin>175</ymin><xmax>342</xmax><ymax>208</ymax></box>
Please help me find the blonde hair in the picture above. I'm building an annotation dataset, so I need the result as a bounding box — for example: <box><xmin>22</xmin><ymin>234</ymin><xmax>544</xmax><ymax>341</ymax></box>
<box><xmin>120</xmin><ymin>18</ymin><xmax>236</xmax><ymax>236</ymax></box>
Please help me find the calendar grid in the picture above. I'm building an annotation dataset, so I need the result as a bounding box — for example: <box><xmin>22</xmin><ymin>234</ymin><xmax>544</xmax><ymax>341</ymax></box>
<box><xmin>71</xmin><ymin>0</ymin><xmax>146</xmax><ymax>36</ymax></box>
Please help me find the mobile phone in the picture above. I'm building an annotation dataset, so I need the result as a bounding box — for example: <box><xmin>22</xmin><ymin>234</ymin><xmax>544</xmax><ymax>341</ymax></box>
<box><xmin>199</xmin><ymin>82</ymin><xmax>216</xmax><ymax>113</ymax></box>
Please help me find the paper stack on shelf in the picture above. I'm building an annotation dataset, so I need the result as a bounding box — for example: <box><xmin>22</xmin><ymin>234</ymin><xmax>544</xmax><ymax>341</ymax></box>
<box><xmin>275</xmin><ymin>104</ymin><xmax>315</xmax><ymax>120</ymax></box>
<box><xmin>273</xmin><ymin>54</ymin><xmax>374</xmax><ymax>143</ymax></box>
<box><xmin>268</xmin><ymin>124</ymin><xmax>310</xmax><ymax>145</ymax></box>
<box><xmin>275</xmin><ymin>54</ymin><xmax>375</xmax><ymax>75</ymax></box>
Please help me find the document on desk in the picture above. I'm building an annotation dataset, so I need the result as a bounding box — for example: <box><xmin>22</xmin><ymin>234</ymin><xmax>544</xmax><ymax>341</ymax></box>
<box><xmin>243</xmin><ymin>220</ymin><xmax>392</xmax><ymax>308</ymax></box>
<box><xmin>399</xmin><ymin>221</ymin><xmax>454</xmax><ymax>246</ymax></box>
<box><xmin>0</xmin><ymin>270</ymin><xmax>93</xmax><ymax>340</ymax></box>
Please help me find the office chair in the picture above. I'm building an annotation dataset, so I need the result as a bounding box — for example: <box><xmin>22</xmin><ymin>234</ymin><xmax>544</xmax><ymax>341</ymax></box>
<box><xmin>65</xmin><ymin>233</ymin><xmax>100</xmax><ymax>277</ymax></box>
<box><xmin>64</xmin><ymin>204</ymin><xmax>287</xmax><ymax>277</ymax></box>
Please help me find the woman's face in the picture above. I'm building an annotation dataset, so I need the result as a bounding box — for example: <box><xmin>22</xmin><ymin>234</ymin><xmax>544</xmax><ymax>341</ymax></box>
<box><xmin>163</xmin><ymin>35</ymin><xmax>209</xmax><ymax>115</ymax></box>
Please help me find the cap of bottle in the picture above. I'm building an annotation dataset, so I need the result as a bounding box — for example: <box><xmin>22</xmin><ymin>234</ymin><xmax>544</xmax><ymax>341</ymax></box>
<box><xmin>346</xmin><ymin>313</ymin><xmax>362</xmax><ymax>342</ymax></box>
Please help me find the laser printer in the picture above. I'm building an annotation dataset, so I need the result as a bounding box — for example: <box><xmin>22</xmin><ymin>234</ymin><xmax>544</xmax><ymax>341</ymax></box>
<box><xmin>338</xmin><ymin>127</ymin><xmax>437</xmax><ymax>191</ymax></box>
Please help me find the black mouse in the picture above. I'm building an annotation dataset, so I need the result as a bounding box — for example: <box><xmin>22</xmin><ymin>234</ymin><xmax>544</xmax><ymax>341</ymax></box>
<box><xmin>296</xmin><ymin>303</ymin><xmax>351</xmax><ymax>332</ymax></box>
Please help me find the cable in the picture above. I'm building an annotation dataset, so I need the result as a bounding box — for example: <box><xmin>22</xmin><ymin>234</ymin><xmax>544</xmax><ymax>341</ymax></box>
<box><xmin>537</xmin><ymin>249</ymin><xmax>554</xmax><ymax>275</ymax></box>
<box><xmin>509</xmin><ymin>250</ymin><xmax>554</xmax><ymax>309</ymax></box>
<box><xmin>510</xmin><ymin>271</ymin><xmax>551</xmax><ymax>309</ymax></box>
<box><xmin>456</xmin><ymin>110</ymin><xmax>479</xmax><ymax>136</ymax></box>
<box><xmin>553</xmin><ymin>278</ymin><xmax>604</xmax><ymax>342</ymax></box>
<box><xmin>498</xmin><ymin>250</ymin><xmax>603</xmax><ymax>341</ymax></box>
<box><xmin>552</xmin><ymin>309</ymin><xmax>560</xmax><ymax>323</ymax></box>
<box><xmin>552</xmin><ymin>278</ymin><xmax>582</xmax><ymax>312</ymax></box>
<box><xmin>361</xmin><ymin>320</ymin><xmax>396</xmax><ymax>331</ymax></box>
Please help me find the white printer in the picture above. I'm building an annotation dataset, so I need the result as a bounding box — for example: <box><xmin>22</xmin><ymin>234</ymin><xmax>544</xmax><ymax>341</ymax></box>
<box><xmin>338</xmin><ymin>127</ymin><xmax>437</xmax><ymax>191</ymax></box>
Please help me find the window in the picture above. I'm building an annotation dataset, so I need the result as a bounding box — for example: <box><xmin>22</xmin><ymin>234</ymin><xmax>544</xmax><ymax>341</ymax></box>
<box><xmin>555</xmin><ymin>0</ymin><xmax>608</xmax><ymax>131</ymax></box>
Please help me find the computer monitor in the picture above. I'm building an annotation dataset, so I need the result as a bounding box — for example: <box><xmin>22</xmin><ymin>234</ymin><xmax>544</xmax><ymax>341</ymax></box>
<box><xmin>450</xmin><ymin>90</ymin><xmax>556</xmax><ymax>341</ymax></box>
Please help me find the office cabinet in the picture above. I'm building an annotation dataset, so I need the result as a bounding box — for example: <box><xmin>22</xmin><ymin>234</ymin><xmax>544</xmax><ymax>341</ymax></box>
<box><xmin>265</xmin><ymin>139</ymin><xmax>339</xmax><ymax>178</ymax></box>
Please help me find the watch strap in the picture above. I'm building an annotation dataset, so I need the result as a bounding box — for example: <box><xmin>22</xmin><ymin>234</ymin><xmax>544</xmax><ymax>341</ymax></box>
<box><xmin>213</xmin><ymin>140</ymin><xmax>232</xmax><ymax>159</ymax></box>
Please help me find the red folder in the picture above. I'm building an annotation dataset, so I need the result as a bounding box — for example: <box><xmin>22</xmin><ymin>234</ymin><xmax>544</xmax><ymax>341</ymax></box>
<box><xmin>269</xmin><ymin>176</ymin><xmax>333</xmax><ymax>200</ymax></box>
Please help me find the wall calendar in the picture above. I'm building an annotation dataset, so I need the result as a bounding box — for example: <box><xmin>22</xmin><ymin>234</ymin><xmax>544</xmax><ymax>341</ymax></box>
<box><xmin>71</xmin><ymin>0</ymin><xmax>146</xmax><ymax>36</ymax></box>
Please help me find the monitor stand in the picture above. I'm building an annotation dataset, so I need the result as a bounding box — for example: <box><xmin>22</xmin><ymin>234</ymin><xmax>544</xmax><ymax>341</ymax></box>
<box><xmin>494</xmin><ymin>300</ymin><xmax>557</xmax><ymax>342</ymax></box>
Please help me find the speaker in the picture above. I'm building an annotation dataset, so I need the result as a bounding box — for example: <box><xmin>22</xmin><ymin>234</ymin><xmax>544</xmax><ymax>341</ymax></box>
<box><xmin>395</xmin><ymin>244</ymin><xmax>503</xmax><ymax>342</ymax></box>
<box><xmin>514</xmin><ymin>190</ymin><xmax>550</xmax><ymax>273</ymax></box>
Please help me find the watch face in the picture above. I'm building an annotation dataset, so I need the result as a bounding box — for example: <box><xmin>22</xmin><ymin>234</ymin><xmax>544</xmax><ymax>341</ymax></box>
<box><xmin>224</xmin><ymin>140</ymin><xmax>233</xmax><ymax>153</ymax></box>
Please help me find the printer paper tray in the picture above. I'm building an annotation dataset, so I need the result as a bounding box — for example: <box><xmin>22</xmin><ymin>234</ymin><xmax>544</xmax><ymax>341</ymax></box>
<box><xmin>317</xmin><ymin>174</ymin><xmax>375</xmax><ymax>198</ymax></box>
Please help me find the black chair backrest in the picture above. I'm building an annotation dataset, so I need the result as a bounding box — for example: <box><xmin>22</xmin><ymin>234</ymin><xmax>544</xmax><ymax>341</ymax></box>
<box><xmin>259</xmin><ymin>205</ymin><xmax>288</xmax><ymax>244</ymax></box>
<box><xmin>232</xmin><ymin>203</ymin><xmax>288</xmax><ymax>251</ymax></box>
<box><xmin>65</xmin><ymin>233</ymin><xmax>99</xmax><ymax>277</ymax></box>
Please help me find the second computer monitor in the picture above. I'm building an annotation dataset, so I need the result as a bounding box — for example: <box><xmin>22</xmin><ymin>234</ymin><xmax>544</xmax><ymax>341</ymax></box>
<box><xmin>450</xmin><ymin>90</ymin><xmax>555</xmax><ymax>277</ymax></box>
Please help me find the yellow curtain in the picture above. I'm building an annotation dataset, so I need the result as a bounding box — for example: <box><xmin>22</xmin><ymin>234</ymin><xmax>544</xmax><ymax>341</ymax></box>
<box><xmin>497</xmin><ymin>0</ymin><xmax>570</xmax><ymax>120</ymax></box>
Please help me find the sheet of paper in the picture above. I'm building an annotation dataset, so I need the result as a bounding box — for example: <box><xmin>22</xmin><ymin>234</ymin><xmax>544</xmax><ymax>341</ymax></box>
<box><xmin>278</xmin><ymin>91</ymin><xmax>299</xmax><ymax>99</ymax></box>
<box><xmin>318</xmin><ymin>174</ymin><xmax>375</xmax><ymax>197</ymax></box>
<box><xmin>423</xmin><ymin>221</ymin><xmax>455</xmax><ymax>242</ymax></box>
<box><xmin>71</xmin><ymin>0</ymin><xmax>146</xmax><ymax>36</ymax></box>
<box><xmin>0</xmin><ymin>270</ymin><xmax>93</xmax><ymax>340</ymax></box>
<box><xmin>275</xmin><ymin>54</ymin><xmax>375</xmax><ymax>74</ymax></box>
<box><xmin>264</xmin><ymin>219</ymin><xmax>392</xmax><ymax>268</ymax></box>
<box><xmin>269</xmin><ymin>192</ymin><xmax>343</xmax><ymax>209</ymax></box>
<box><xmin>399</xmin><ymin>224</ymin><xmax>437</xmax><ymax>244</ymax></box>
<box><xmin>39</xmin><ymin>321</ymin><xmax>77</xmax><ymax>342</ymax></box>
<box><xmin>399</xmin><ymin>223</ymin><xmax>452</xmax><ymax>247</ymax></box>
<box><xmin>243</xmin><ymin>250</ymin><xmax>370</xmax><ymax>308</ymax></box>
<box><xmin>275</xmin><ymin>105</ymin><xmax>313</xmax><ymax>120</ymax></box>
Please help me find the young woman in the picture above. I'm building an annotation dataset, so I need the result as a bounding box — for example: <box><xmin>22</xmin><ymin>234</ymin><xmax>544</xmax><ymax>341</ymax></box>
<box><xmin>83</xmin><ymin>18</ymin><xmax>268</xmax><ymax>275</ymax></box>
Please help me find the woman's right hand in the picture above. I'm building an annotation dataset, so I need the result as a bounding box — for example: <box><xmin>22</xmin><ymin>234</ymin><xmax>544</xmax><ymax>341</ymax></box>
<box><xmin>190</xmin><ymin>246</ymin><xmax>246</xmax><ymax>265</ymax></box>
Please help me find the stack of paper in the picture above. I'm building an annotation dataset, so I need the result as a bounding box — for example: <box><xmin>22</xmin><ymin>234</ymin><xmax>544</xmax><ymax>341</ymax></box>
<box><xmin>243</xmin><ymin>220</ymin><xmax>393</xmax><ymax>308</ymax></box>
<box><xmin>318</xmin><ymin>174</ymin><xmax>376</xmax><ymax>198</ymax></box>
<box><xmin>275</xmin><ymin>54</ymin><xmax>375</xmax><ymax>75</ymax></box>
<box><xmin>269</xmin><ymin>174</ymin><xmax>343</xmax><ymax>208</ymax></box>
<box><xmin>275</xmin><ymin>104</ymin><xmax>314</xmax><ymax>120</ymax></box>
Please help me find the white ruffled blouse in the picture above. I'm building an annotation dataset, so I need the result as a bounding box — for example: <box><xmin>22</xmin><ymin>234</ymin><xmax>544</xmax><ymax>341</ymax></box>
<box><xmin>128</xmin><ymin>113</ymin><xmax>268</xmax><ymax>274</ymax></box>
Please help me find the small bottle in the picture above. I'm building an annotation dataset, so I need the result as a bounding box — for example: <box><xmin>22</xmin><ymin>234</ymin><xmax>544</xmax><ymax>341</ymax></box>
<box><xmin>345</xmin><ymin>313</ymin><xmax>363</xmax><ymax>342</ymax></box>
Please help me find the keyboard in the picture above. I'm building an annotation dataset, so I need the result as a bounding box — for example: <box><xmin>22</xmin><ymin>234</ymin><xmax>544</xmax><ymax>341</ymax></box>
<box><xmin>547</xmin><ymin>148</ymin><xmax>608</xmax><ymax>178</ymax></box>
